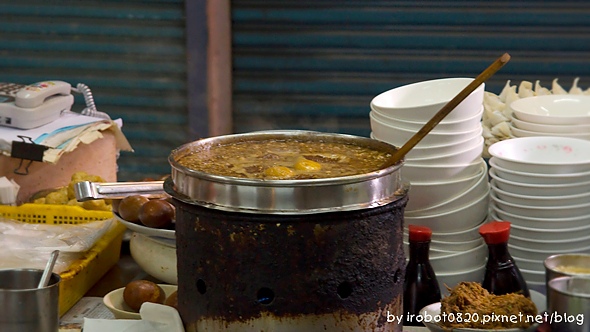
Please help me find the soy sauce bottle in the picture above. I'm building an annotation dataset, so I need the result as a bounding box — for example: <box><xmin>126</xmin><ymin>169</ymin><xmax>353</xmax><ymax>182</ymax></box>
<box><xmin>403</xmin><ymin>225</ymin><xmax>441</xmax><ymax>326</ymax></box>
<box><xmin>479</xmin><ymin>221</ymin><xmax>530</xmax><ymax>297</ymax></box>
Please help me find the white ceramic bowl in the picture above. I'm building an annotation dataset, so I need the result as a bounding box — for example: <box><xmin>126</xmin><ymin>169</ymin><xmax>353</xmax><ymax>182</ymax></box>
<box><xmin>430</xmin><ymin>237</ymin><xmax>484</xmax><ymax>252</ymax></box>
<box><xmin>490</xmin><ymin>206</ymin><xmax>590</xmax><ymax>229</ymax></box>
<box><xmin>510</xmin><ymin>124</ymin><xmax>590</xmax><ymax>140</ymax></box>
<box><xmin>512</xmin><ymin>255</ymin><xmax>544</xmax><ymax>272</ymax></box>
<box><xmin>488</xmin><ymin>136</ymin><xmax>590</xmax><ymax>174</ymax></box>
<box><xmin>511</xmin><ymin>116</ymin><xmax>590</xmax><ymax>134</ymax></box>
<box><xmin>406</xmin><ymin>135</ymin><xmax>484</xmax><ymax>166</ymax></box>
<box><xmin>370</xmin><ymin>113</ymin><xmax>483</xmax><ymax>148</ymax></box>
<box><xmin>416</xmin><ymin>218</ymin><xmax>486</xmax><ymax>243</ymax></box>
<box><xmin>489</xmin><ymin>157</ymin><xmax>590</xmax><ymax>185</ymax></box>
<box><xmin>373</xmin><ymin>130</ymin><xmax>485</xmax><ymax>160</ymax></box>
<box><xmin>510</xmin><ymin>232</ymin><xmax>590</xmax><ymax>252</ymax></box>
<box><xmin>508</xmin><ymin>242</ymin><xmax>590</xmax><ymax>262</ymax></box>
<box><xmin>403</xmin><ymin>237</ymin><xmax>484</xmax><ymax>256</ymax></box>
<box><xmin>510</xmin><ymin>94</ymin><xmax>590</xmax><ymax>125</ymax></box>
<box><xmin>489</xmin><ymin>168</ymin><xmax>590</xmax><ymax>196</ymax></box>
<box><xmin>370</xmin><ymin>77</ymin><xmax>484</xmax><ymax>122</ymax></box>
<box><xmin>405</xmin><ymin>165</ymin><xmax>484</xmax><ymax>211</ymax></box>
<box><xmin>406</xmin><ymin>169</ymin><xmax>489</xmax><ymax>215</ymax></box>
<box><xmin>436</xmin><ymin>264</ymin><xmax>486</xmax><ymax>294</ymax></box>
<box><xmin>490</xmin><ymin>190</ymin><xmax>590</xmax><ymax>219</ymax></box>
<box><xmin>402</xmin><ymin>158</ymin><xmax>484</xmax><ymax>182</ymax></box>
<box><xmin>429</xmin><ymin>243</ymin><xmax>487</xmax><ymax>274</ymax></box>
<box><xmin>403</xmin><ymin>242</ymin><xmax>460</xmax><ymax>259</ymax></box>
<box><xmin>103</xmin><ymin>284</ymin><xmax>178</xmax><ymax>319</ymax></box>
<box><xmin>129</xmin><ymin>232</ymin><xmax>177</xmax><ymax>285</ymax></box>
<box><xmin>491</xmin><ymin>180</ymin><xmax>590</xmax><ymax>207</ymax></box>
<box><xmin>404</xmin><ymin>191</ymin><xmax>489</xmax><ymax>233</ymax></box>
<box><xmin>371</xmin><ymin>106</ymin><xmax>484</xmax><ymax>133</ymax></box>
<box><xmin>510</xmin><ymin>222</ymin><xmax>590</xmax><ymax>241</ymax></box>
<box><xmin>520</xmin><ymin>268</ymin><xmax>546</xmax><ymax>283</ymax></box>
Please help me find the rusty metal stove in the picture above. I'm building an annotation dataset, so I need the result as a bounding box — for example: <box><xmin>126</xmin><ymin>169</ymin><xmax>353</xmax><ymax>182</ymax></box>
<box><xmin>166</xmin><ymin>131</ymin><xmax>409</xmax><ymax>332</ymax></box>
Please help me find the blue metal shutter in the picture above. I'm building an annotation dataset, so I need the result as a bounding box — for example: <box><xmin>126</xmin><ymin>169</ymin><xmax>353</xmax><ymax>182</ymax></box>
<box><xmin>231</xmin><ymin>1</ymin><xmax>590</xmax><ymax>137</ymax></box>
<box><xmin>0</xmin><ymin>0</ymin><xmax>190</xmax><ymax>181</ymax></box>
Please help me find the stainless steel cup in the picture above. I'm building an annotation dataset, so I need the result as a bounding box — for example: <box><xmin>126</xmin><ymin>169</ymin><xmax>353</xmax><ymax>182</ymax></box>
<box><xmin>0</xmin><ymin>269</ymin><xmax>61</xmax><ymax>332</ymax></box>
<box><xmin>547</xmin><ymin>276</ymin><xmax>590</xmax><ymax>332</ymax></box>
<box><xmin>545</xmin><ymin>254</ymin><xmax>590</xmax><ymax>310</ymax></box>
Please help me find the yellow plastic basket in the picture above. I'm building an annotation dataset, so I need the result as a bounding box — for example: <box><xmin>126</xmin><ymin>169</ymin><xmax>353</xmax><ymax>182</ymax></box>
<box><xmin>0</xmin><ymin>203</ymin><xmax>125</xmax><ymax>316</ymax></box>
<box><xmin>0</xmin><ymin>203</ymin><xmax>113</xmax><ymax>225</ymax></box>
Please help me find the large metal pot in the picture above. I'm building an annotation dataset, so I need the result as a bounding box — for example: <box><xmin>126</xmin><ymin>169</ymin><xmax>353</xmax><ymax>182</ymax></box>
<box><xmin>166</xmin><ymin>130</ymin><xmax>408</xmax><ymax>332</ymax></box>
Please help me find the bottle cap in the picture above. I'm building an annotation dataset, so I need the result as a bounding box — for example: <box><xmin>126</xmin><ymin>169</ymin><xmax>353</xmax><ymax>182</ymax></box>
<box><xmin>408</xmin><ymin>225</ymin><xmax>432</xmax><ymax>242</ymax></box>
<box><xmin>479</xmin><ymin>221</ymin><xmax>511</xmax><ymax>244</ymax></box>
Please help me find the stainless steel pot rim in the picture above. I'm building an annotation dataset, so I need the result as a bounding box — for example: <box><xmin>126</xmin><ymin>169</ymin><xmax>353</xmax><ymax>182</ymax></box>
<box><xmin>168</xmin><ymin>130</ymin><xmax>406</xmax><ymax>214</ymax></box>
<box><xmin>168</xmin><ymin>130</ymin><xmax>402</xmax><ymax>186</ymax></box>
<box><xmin>164</xmin><ymin>177</ymin><xmax>410</xmax><ymax>215</ymax></box>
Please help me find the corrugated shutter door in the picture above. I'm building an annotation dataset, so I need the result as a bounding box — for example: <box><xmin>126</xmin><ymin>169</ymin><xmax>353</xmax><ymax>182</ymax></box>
<box><xmin>231</xmin><ymin>1</ymin><xmax>590</xmax><ymax>137</ymax></box>
<box><xmin>0</xmin><ymin>0</ymin><xmax>188</xmax><ymax>181</ymax></box>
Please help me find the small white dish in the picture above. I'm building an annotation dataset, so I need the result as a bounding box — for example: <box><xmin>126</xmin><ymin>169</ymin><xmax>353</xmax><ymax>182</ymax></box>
<box><xmin>115</xmin><ymin>212</ymin><xmax>175</xmax><ymax>239</ymax></box>
<box><xmin>489</xmin><ymin>168</ymin><xmax>590</xmax><ymax>196</ymax></box>
<box><xmin>510</xmin><ymin>124</ymin><xmax>590</xmax><ymax>140</ymax></box>
<box><xmin>488</xmin><ymin>136</ymin><xmax>590</xmax><ymax>174</ymax></box>
<box><xmin>510</xmin><ymin>95</ymin><xmax>590</xmax><ymax>125</ymax></box>
<box><xmin>103</xmin><ymin>284</ymin><xmax>178</xmax><ymax>320</ymax></box>
<box><xmin>491</xmin><ymin>180</ymin><xmax>590</xmax><ymax>206</ymax></box>
<box><xmin>490</xmin><ymin>190</ymin><xmax>590</xmax><ymax>219</ymax></box>
<box><xmin>490</xmin><ymin>206</ymin><xmax>590</xmax><ymax>230</ymax></box>
<box><xmin>511</xmin><ymin>116</ymin><xmax>590</xmax><ymax>134</ymax></box>
<box><xmin>489</xmin><ymin>157</ymin><xmax>590</xmax><ymax>185</ymax></box>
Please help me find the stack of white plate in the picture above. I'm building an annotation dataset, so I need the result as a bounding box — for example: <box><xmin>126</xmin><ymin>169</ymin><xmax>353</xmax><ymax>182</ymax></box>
<box><xmin>488</xmin><ymin>136</ymin><xmax>590</xmax><ymax>291</ymax></box>
<box><xmin>369</xmin><ymin>77</ymin><xmax>490</xmax><ymax>291</ymax></box>
<box><xmin>509</xmin><ymin>95</ymin><xmax>590</xmax><ymax>140</ymax></box>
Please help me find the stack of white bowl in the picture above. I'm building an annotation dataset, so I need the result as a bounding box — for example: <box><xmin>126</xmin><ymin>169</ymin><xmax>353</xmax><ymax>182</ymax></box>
<box><xmin>369</xmin><ymin>77</ymin><xmax>490</xmax><ymax>291</ymax></box>
<box><xmin>509</xmin><ymin>95</ymin><xmax>590</xmax><ymax>140</ymax></box>
<box><xmin>488</xmin><ymin>136</ymin><xmax>590</xmax><ymax>292</ymax></box>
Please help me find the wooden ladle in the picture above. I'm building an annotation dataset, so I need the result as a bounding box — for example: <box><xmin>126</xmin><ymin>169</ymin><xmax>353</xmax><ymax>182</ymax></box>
<box><xmin>389</xmin><ymin>53</ymin><xmax>511</xmax><ymax>165</ymax></box>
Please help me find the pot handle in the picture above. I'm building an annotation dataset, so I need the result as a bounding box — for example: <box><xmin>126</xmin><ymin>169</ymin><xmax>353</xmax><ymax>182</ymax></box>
<box><xmin>74</xmin><ymin>180</ymin><xmax>166</xmax><ymax>201</ymax></box>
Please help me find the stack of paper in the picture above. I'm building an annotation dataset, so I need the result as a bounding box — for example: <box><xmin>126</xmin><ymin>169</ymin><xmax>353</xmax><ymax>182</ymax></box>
<box><xmin>0</xmin><ymin>111</ymin><xmax>132</xmax><ymax>164</ymax></box>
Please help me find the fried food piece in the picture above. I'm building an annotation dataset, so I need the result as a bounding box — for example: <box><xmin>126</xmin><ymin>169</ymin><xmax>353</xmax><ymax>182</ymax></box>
<box><xmin>440</xmin><ymin>282</ymin><xmax>537</xmax><ymax>329</ymax></box>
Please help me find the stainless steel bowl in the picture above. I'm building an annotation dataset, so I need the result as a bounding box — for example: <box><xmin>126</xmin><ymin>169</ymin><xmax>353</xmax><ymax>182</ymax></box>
<box><xmin>168</xmin><ymin>130</ymin><xmax>406</xmax><ymax>214</ymax></box>
<box><xmin>547</xmin><ymin>276</ymin><xmax>590</xmax><ymax>332</ymax></box>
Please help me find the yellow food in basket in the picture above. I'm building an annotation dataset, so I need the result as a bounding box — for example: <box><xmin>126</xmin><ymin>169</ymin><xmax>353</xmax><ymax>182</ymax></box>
<box><xmin>33</xmin><ymin>171</ymin><xmax>111</xmax><ymax>211</ymax></box>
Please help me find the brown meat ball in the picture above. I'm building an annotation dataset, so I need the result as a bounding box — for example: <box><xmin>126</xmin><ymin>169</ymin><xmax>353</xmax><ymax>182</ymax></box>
<box><xmin>123</xmin><ymin>280</ymin><xmax>166</xmax><ymax>312</ymax></box>
<box><xmin>164</xmin><ymin>290</ymin><xmax>178</xmax><ymax>309</ymax></box>
<box><xmin>118</xmin><ymin>195</ymin><xmax>150</xmax><ymax>223</ymax></box>
<box><xmin>139</xmin><ymin>199</ymin><xmax>175</xmax><ymax>229</ymax></box>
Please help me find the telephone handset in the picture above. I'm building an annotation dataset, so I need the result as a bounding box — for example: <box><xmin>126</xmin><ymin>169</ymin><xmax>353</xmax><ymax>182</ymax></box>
<box><xmin>0</xmin><ymin>81</ymin><xmax>74</xmax><ymax>129</ymax></box>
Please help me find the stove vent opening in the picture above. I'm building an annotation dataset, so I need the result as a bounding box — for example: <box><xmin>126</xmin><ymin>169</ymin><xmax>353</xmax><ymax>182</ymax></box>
<box><xmin>337</xmin><ymin>281</ymin><xmax>353</xmax><ymax>299</ymax></box>
<box><xmin>256</xmin><ymin>287</ymin><xmax>275</xmax><ymax>305</ymax></box>
<box><xmin>197</xmin><ymin>279</ymin><xmax>207</xmax><ymax>294</ymax></box>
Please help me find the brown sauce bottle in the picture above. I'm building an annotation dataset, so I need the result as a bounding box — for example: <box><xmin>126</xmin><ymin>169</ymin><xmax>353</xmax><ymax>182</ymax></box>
<box><xmin>479</xmin><ymin>221</ymin><xmax>530</xmax><ymax>297</ymax></box>
<box><xmin>403</xmin><ymin>225</ymin><xmax>441</xmax><ymax>326</ymax></box>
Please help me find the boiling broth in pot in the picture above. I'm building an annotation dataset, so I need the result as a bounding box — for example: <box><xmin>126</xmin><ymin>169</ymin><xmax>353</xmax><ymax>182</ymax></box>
<box><xmin>175</xmin><ymin>138</ymin><xmax>392</xmax><ymax>180</ymax></box>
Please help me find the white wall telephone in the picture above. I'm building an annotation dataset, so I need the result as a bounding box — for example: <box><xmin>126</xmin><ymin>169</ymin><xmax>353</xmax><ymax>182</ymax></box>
<box><xmin>0</xmin><ymin>81</ymin><xmax>74</xmax><ymax>129</ymax></box>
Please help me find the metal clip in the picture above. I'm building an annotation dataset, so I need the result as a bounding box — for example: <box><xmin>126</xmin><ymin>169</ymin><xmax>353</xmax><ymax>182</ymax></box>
<box><xmin>10</xmin><ymin>136</ymin><xmax>49</xmax><ymax>175</ymax></box>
